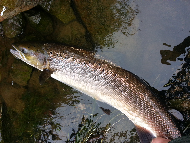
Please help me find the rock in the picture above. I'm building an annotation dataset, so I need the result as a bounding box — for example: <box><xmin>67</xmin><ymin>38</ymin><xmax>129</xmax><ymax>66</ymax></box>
<box><xmin>24</xmin><ymin>6</ymin><xmax>53</xmax><ymax>36</ymax></box>
<box><xmin>0</xmin><ymin>83</ymin><xmax>25</xmax><ymax>113</ymax></box>
<box><xmin>0</xmin><ymin>0</ymin><xmax>40</xmax><ymax>22</ymax></box>
<box><xmin>52</xmin><ymin>20</ymin><xmax>87</xmax><ymax>48</ymax></box>
<box><xmin>73</xmin><ymin>0</ymin><xmax>118</xmax><ymax>45</ymax></box>
<box><xmin>10</xmin><ymin>60</ymin><xmax>32</xmax><ymax>86</ymax></box>
<box><xmin>40</xmin><ymin>0</ymin><xmax>76</xmax><ymax>24</ymax></box>
<box><xmin>2</xmin><ymin>14</ymin><xmax>24</xmax><ymax>38</ymax></box>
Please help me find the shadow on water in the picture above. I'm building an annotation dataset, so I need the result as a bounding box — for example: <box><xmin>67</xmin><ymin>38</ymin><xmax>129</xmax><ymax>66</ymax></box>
<box><xmin>160</xmin><ymin>36</ymin><xmax>190</xmax><ymax>65</ymax></box>
<box><xmin>161</xmin><ymin>36</ymin><xmax>190</xmax><ymax>137</ymax></box>
<box><xmin>0</xmin><ymin>0</ymin><xmax>190</xmax><ymax>142</ymax></box>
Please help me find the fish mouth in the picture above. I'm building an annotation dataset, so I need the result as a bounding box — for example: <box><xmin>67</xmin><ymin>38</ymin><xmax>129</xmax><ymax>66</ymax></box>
<box><xmin>10</xmin><ymin>44</ymin><xmax>26</xmax><ymax>60</ymax></box>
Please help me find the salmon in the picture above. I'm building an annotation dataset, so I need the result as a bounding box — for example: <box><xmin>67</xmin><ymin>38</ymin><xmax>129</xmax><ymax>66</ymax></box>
<box><xmin>10</xmin><ymin>42</ymin><xmax>181</xmax><ymax>143</ymax></box>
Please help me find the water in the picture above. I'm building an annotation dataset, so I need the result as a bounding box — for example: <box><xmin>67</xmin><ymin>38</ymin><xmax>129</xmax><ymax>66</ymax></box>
<box><xmin>97</xmin><ymin>0</ymin><xmax>190</xmax><ymax>91</ymax></box>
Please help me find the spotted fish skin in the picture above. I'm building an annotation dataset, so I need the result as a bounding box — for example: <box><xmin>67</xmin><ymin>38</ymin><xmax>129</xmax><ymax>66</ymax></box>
<box><xmin>10</xmin><ymin>43</ymin><xmax>181</xmax><ymax>142</ymax></box>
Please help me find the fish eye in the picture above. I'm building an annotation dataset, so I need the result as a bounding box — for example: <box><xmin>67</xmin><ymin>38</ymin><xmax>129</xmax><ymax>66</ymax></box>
<box><xmin>21</xmin><ymin>48</ymin><xmax>27</xmax><ymax>54</ymax></box>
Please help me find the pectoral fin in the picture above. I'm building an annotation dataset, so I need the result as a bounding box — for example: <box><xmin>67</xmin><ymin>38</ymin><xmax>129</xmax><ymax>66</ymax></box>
<box><xmin>99</xmin><ymin>107</ymin><xmax>111</xmax><ymax>115</ymax></box>
<box><xmin>96</xmin><ymin>100</ymin><xmax>112</xmax><ymax>115</ymax></box>
<box><xmin>135</xmin><ymin>125</ymin><xmax>155</xmax><ymax>143</ymax></box>
<box><xmin>39</xmin><ymin>69</ymin><xmax>53</xmax><ymax>85</ymax></box>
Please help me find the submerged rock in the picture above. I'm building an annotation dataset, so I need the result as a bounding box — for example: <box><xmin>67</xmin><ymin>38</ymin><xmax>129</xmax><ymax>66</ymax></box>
<box><xmin>52</xmin><ymin>20</ymin><xmax>87</xmax><ymax>48</ymax></box>
<box><xmin>2</xmin><ymin>14</ymin><xmax>24</xmax><ymax>38</ymax></box>
<box><xmin>0</xmin><ymin>84</ymin><xmax>25</xmax><ymax>113</ymax></box>
<box><xmin>24</xmin><ymin>6</ymin><xmax>53</xmax><ymax>36</ymax></box>
<box><xmin>10</xmin><ymin>60</ymin><xmax>32</xmax><ymax>86</ymax></box>
<box><xmin>40</xmin><ymin>0</ymin><xmax>76</xmax><ymax>24</ymax></box>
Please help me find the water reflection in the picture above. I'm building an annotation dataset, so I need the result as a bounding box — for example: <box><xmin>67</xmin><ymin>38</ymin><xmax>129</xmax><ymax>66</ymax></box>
<box><xmin>160</xmin><ymin>36</ymin><xmax>190</xmax><ymax>65</ymax></box>
<box><xmin>38</xmin><ymin>92</ymin><xmax>138</xmax><ymax>142</ymax></box>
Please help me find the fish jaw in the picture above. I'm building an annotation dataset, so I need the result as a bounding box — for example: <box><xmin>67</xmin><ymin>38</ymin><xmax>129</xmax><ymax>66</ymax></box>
<box><xmin>10</xmin><ymin>48</ymin><xmax>26</xmax><ymax>61</ymax></box>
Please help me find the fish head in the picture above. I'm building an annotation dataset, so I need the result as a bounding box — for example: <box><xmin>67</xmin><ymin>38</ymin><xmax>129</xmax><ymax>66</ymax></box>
<box><xmin>10</xmin><ymin>43</ymin><xmax>49</xmax><ymax>71</ymax></box>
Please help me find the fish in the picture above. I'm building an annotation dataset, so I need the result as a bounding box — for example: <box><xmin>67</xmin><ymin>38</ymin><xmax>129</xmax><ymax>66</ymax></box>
<box><xmin>10</xmin><ymin>42</ymin><xmax>181</xmax><ymax>143</ymax></box>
